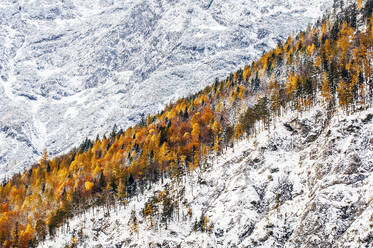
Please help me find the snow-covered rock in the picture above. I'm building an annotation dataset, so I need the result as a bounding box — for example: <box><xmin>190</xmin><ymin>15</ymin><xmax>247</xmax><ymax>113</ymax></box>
<box><xmin>40</xmin><ymin>106</ymin><xmax>373</xmax><ymax>248</ymax></box>
<box><xmin>0</xmin><ymin>0</ymin><xmax>332</xmax><ymax>179</ymax></box>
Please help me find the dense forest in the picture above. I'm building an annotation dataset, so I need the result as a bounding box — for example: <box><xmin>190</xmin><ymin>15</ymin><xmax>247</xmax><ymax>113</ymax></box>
<box><xmin>1</xmin><ymin>0</ymin><xmax>373</xmax><ymax>246</ymax></box>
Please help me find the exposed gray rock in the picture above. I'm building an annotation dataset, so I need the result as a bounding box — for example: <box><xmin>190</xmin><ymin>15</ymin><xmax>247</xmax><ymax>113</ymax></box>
<box><xmin>0</xmin><ymin>0</ymin><xmax>332</xmax><ymax>179</ymax></box>
<box><xmin>40</xmin><ymin>106</ymin><xmax>373</xmax><ymax>248</ymax></box>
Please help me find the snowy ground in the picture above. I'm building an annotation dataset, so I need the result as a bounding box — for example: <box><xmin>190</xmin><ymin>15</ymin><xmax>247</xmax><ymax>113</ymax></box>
<box><xmin>40</xmin><ymin>105</ymin><xmax>373</xmax><ymax>248</ymax></box>
<box><xmin>0</xmin><ymin>0</ymin><xmax>332</xmax><ymax>180</ymax></box>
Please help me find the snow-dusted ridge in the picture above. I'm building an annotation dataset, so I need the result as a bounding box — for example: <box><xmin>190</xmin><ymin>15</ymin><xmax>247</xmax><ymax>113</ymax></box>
<box><xmin>40</xmin><ymin>105</ymin><xmax>373</xmax><ymax>247</ymax></box>
<box><xmin>0</xmin><ymin>0</ymin><xmax>332</xmax><ymax>179</ymax></box>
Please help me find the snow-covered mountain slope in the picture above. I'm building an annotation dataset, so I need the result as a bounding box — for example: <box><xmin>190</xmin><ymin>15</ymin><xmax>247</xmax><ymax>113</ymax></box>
<box><xmin>40</xmin><ymin>106</ymin><xmax>373</xmax><ymax>248</ymax></box>
<box><xmin>0</xmin><ymin>0</ymin><xmax>332</xmax><ymax>179</ymax></box>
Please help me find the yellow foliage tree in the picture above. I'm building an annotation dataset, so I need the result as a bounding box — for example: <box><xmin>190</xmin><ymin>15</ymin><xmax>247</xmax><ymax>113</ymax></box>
<box><xmin>338</xmin><ymin>22</ymin><xmax>354</xmax><ymax>61</ymax></box>
<box><xmin>324</xmin><ymin>39</ymin><xmax>331</xmax><ymax>59</ymax></box>
<box><xmin>321</xmin><ymin>72</ymin><xmax>332</xmax><ymax>106</ymax></box>
<box><xmin>269</xmin><ymin>77</ymin><xmax>281</xmax><ymax>115</ymax></box>
<box><xmin>233</xmin><ymin>123</ymin><xmax>243</xmax><ymax>139</ymax></box>
<box><xmin>337</xmin><ymin>81</ymin><xmax>349</xmax><ymax>111</ymax></box>
<box><xmin>357</xmin><ymin>0</ymin><xmax>362</xmax><ymax>10</ymax></box>
<box><xmin>306</xmin><ymin>43</ymin><xmax>316</xmax><ymax>56</ymax></box>
<box><xmin>285</xmin><ymin>72</ymin><xmax>298</xmax><ymax>99</ymax></box>
<box><xmin>191</xmin><ymin>123</ymin><xmax>200</xmax><ymax>140</ymax></box>
<box><xmin>314</xmin><ymin>56</ymin><xmax>322</xmax><ymax>68</ymax></box>
<box><xmin>84</xmin><ymin>181</ymin><xmax>94</xmax><ymax>191</ymax></box>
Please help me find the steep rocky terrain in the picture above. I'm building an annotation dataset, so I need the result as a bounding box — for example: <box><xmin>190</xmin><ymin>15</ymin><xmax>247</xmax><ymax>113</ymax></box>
<box><xmin>40</xmin><ymin>106</ymin><xmax>373</xmax><ymax>248</ymax></box>
<box><xmin>0</xmin><ymin>0</ymin><xmax>331</xmax><ymax>179</ymax></box>
<box><xmin>2</xmin><ymin>0</ymin><xmax>373</xmax><ymax>247</ymax></box>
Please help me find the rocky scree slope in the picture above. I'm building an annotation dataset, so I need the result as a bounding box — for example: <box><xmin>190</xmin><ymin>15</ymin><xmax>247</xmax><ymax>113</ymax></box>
<box><xmin>40</xmin><ymin>106</ymin><xmax>373</xmax><ymax>248</ymax></box>
<box><xmin>0</xmin><ymin>0</ymin><xmax>331</xmax><ymax>179</ymax></box>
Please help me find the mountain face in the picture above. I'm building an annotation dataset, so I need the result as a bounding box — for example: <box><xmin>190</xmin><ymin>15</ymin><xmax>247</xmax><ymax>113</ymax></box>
<box><xmin>39</xmin><ymin>106</ymin><xmax>373</xmax><ymax>248</ymax></box>
<box><xmin>2</xmin><ymin>0</ymin><xmax>373</xmax><ymax>246</ymax></box>
<box><xmin>0</xmin><ymin>0</ymin><xmax>332</xmax><ymax>179</ymax></box>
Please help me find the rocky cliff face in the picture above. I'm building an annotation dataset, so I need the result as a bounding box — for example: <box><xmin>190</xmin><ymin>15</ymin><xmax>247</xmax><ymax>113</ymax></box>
<box><xmin>40</xmin><ymin>106</ymin><xmax>373</xmax><ymax>248</ymax></box>
<box><xmin>0</xmin><ymin>0</ymin><xmax>331</xmax><ymax>179</ymax></box>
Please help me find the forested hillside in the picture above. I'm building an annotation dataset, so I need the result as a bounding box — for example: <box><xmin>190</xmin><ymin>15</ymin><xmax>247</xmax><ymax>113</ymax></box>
<box><xmin>0</xmin><ymin>0</ymin><xmax>330</xmax><ymax>180</ymax></box>
<box><xmin>1</xmin><ymin>0</ymin><xmax>373</xmax><ymax>247</ymax></box>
